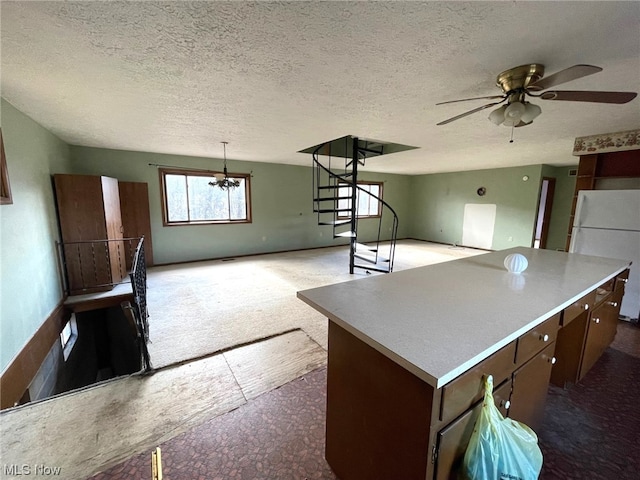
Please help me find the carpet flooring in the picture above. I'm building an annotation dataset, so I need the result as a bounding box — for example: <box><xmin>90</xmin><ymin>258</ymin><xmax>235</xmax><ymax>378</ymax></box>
<box><xmin>93</xmin><ymin>322</ymin><xmax>640</xmax><ymax>480</ymax></box>
<box><xmin>1</xmin><ymin>241</ymin><xmax>483</xmax><ymax>480</ymax></box>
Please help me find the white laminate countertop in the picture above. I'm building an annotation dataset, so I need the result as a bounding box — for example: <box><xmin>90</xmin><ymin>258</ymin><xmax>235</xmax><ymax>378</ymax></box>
<box><xmin>297</xmin><ymin>247</ymin><xmax>630</xmax><ymax>389</ymax></box>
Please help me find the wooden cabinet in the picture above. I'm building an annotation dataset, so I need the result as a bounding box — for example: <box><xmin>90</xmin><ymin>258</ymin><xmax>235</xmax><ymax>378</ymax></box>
<box><xmin>118</xmin><ymin>181</ymin><xmax>154</xmax><ymax>268</ymax></box>
<box><xmin>509</xmin><ymin>342</ymin><xmax>556</xmax><ymax>431</ymax></box>
<box><xmin>579</xmin><ymin>288</ymin><xmax>623</xmax><ymax>380</ymax></box>
<box><xmin>551</xmin><ymin>270</ymin><xmax>627</xmax><ymax>388</ymax></box>
<box><xmin>325</xmin><ymin>313</ymin><xmax>560</xmax><ymax>480</ymax></box>
<box><xmin>435</xmin><ymin>380</ymin><xmax>512</xmax><ymax>480</ymax></box>
<box><xmin>434</xmin><ymin>313</ymin><xmax>559</xmax><ymax>479</ymax></box>
<box><xmin>54</xmin><ymin>174</ymin><xmax>127</xmax><ymax>294</ymax></box>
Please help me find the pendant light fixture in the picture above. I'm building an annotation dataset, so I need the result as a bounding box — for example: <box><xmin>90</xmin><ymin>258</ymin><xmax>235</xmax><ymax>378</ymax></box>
<box><xmin>209</xmin><ymin>141</ymin><xmax>240</xmax><ymax>190</ymax></box>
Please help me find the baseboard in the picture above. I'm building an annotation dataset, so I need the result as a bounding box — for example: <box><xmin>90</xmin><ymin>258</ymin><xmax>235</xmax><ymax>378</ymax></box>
<box><xmin>0</xmin><ymin>300</ymin><xmax>70</xmax><ymax>410</ymax></box>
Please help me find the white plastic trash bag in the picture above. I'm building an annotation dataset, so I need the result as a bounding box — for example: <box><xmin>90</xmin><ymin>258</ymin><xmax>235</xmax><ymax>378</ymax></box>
<box><xmin>462</xmin><ymin>375</ymin><xmax>543</xmax><ymax>480</ymax></box>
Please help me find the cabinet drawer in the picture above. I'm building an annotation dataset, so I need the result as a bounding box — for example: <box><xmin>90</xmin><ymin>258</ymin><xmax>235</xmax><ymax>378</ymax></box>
<box><xmin>515</xmin><ymin>313</ymin><xmax>560</xmax><ymax>367</ymax></box>
<box><xmin>435</xmin><ymin>380</ymin><xmax>511</xmax><ymax>480</ymax></box>
<box><xmin>440</xmin><ymin>341</ymin><xmax>516</xmax><ymax>425</ymax></box>
<box><xmin>561</xmin><ymin>290</ymin><xmax>596</xmax><ymax>326</ymax></box>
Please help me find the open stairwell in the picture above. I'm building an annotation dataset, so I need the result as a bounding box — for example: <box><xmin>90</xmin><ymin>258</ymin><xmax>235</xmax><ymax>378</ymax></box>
<box><xmin>307</xmin><ymin>136</ymin><xmax>399</xmax><ymax>274</ymax></box>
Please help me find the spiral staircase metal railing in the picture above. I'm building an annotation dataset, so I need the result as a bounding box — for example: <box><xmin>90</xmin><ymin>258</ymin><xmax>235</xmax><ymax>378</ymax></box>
<box><xmin>310</xmin><ymin>137</ymin><xmax>398</xmax><ymax>274</ymax></box>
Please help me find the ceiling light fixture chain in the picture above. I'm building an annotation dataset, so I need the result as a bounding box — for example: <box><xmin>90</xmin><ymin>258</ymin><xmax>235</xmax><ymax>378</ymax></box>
<box><xmin>209</xmin><ymin>141</ymin><xmax>240</xmax><ymax>190</ymax></box>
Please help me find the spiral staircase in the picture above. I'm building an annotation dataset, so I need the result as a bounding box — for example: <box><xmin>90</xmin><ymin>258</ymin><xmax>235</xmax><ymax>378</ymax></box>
<box><xmin>300</xmin><ymin>136</ymin><xmax>404</xmax><ymax>274</ymax></box>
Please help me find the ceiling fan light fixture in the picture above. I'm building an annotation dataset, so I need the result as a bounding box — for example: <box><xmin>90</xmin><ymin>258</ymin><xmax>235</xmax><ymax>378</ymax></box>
<box><xmin>488</xmin><ymin>105</ymin><xmax>507</xmax><ymax>125</ymax></box>
<box><xmin>520</xmin><ymin>102</ymin><xmax>542</xmax><ymax>124</ymax></box>
<box><xmin>504</xmin><ymin>101</ymin><xmax>525</xmax><ymax>120</ymax></box>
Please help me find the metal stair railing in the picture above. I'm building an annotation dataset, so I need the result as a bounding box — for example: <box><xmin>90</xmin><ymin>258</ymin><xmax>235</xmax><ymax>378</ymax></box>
<box><xmin>312</xmin><ymin>145</ymin><xmax>399</xmax><ymax>273</ymax></box>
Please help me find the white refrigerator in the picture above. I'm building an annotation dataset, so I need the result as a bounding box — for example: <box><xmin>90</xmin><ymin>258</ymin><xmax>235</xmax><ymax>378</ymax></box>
<box><xmin>569</xmin><ymin>189</ymin><xmax>640</xmax><ymax>321</ymax></box>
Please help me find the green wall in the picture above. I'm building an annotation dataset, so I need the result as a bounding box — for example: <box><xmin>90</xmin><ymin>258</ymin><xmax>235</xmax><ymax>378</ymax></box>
<box><xmin>408</xmin><ymin>165</ymin><xmax>545</xmax><ymax>250</ymax></box>
<box><xmin>68</xmin><ymin>147</ymin><xmax>413</xmax><ymax>264</ymax></box>
<box><xmin>0</xmin><ymin>100</ymin><xmax>72</xmax><ymax>372</ymax></box>
<box><xmin>0</xmin><ymin>98</ymin><xmax>578</xmax><ymax>375</ymax></box>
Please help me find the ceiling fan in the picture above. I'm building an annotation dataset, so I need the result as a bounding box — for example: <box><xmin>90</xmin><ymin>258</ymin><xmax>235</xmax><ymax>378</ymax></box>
<box><xmin>436</xmin><ymin>64</ymin><xmax>637</xmax><ymax>127</ymax></box>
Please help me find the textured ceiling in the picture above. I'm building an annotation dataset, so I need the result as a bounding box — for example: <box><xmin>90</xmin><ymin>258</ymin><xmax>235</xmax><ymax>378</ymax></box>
<box><xmin>1</xmin><ymin>1</ymin><xmax>639</xmax><ymax>174</ymax></box>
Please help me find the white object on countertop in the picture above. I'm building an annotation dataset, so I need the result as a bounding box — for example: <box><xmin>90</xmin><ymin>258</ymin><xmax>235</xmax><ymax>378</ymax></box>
<box><xmin>504</xmin><ymin>253</ymin><xmax>528</xmax><ymax>274</ymax></box>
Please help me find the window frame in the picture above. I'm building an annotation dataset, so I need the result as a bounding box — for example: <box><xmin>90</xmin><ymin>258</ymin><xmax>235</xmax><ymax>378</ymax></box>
<box><xmin>0</xmin><ymin>129</ymin><xmax>13</xmax><ymax>205</ymax></box>
<box><xmin>61</xmin><ymin>314</ymin><xmax>78</xmax><ymax>361</ymax></box>
<box><xmin>338</xmin><ymin>181</ymin><xmax>383</xmax><ymax>219</ymax></box>
<box><xmin>159</xmin><ymin>167</ymin><xmax>252</xmax><ymax>226</ymax></box>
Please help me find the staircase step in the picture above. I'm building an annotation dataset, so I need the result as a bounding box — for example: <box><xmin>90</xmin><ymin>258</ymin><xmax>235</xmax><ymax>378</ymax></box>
<box><xmin>334</xmin><ymin>231</ymin><xmax>356</xmax><ymax>238</ymax></box>
<box><xmin>319</xmin><ymin>219</ymin><xmax>351</xmax><ymax>226</ymax></box>
<box><xmin>314</xmin><ymin>196</ymin><xmax>354</xmax><ymax>202</ymax></box>
<box><xmin>354</xmin><ymin>264</ymin><xmax>391</xmax><ymax>273</ymax></box>
<box><xmin>314</xmin><ymin>208</ymin><xmax>352</xmax><ymax>213</ymax></box>
<box><xmin>354</xmin><ymin>252</ymin><xmax>389</xmax><ymax>264</ymax></box>
<box><xmin>356</xmin><ymin>243</ymin><xmax>377</xmax><ymax>253</ymax></box>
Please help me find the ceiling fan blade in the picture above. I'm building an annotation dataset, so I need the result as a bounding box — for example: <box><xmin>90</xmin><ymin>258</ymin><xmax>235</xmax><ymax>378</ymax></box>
<box><xmin>528</xmin><ymin>65</ymin><xmax>602</xmax><ymax>91</ymax></box>
<box><xmin>539</xmin><ymin>90</ymin><xmax>637</xmax><ymax>104</ymax></box>
<box><xmin>436</xmin><ymin>95</ymin><xmax>505</xmax><ymax>105</ymax></box>
<box><xmin>436</xmin><ymin>101</ymin><xmax>506</xmax><ymax>126</ymax></box>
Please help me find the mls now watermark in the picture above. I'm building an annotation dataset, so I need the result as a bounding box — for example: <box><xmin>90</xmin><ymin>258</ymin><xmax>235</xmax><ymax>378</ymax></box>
<box><xmin>3</xmin><ymin>464</ymin><xmax>62</xmax><ymax>476</ymax></box>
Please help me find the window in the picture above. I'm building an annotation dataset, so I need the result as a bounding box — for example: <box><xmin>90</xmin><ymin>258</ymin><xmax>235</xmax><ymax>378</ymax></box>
<box><xmin>338</xmin><ymin>181</ymin><xmax>383</xmax><ymax>218</ymax></box>
<box><xmin>61</xmin><ymin>315</ymin><xmax>78</xmax><ymax>361</ymax></box>
<box><xmin>159</xmin><ymin>168</ymin><xmax>251</xmax><ymax>225</ymax></box>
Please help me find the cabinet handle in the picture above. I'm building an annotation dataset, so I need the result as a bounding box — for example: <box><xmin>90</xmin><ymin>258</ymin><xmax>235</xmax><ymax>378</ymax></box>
<box><xmin>539</xmin><ymin>334</ymin><xmax>549</xmax><ymax>342</ymax></box>
<box><xmin>607</xmin><ymin>301</ymin><xmax>618</xmax><ymax>307</ymax></box>
<box><xmin>583</xmin><ymin>304</ymin><xmax>589</xmax><ymax>310</ymax></box>
<box><xmin>621</xmin><ymin>278</ymin><xmax>628</xmax><ymax>284</ymax></box>
<box><xmin>593</xmin><ymin>317</ymin><xmax>600</xmax><ymax>324</ymax></box>
<box><xmin>500</xmin><ymin>399</ymin><xmax>511</xmax><ymax>410</ymax></box>
<box><xmin>545</xmin><ymin>356</ymin><xmax>557</xmax><ymax>365</ymax></box>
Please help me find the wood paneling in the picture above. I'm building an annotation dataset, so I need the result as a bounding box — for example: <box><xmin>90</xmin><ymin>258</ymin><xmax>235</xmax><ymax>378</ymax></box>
<box><xmin>0</xmin><ymin>302</ymin><xmax>70</xmax><ymax>410</ymax></box>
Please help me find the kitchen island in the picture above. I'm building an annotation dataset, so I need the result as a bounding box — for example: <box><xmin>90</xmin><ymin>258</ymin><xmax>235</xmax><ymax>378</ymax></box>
<box><xmin>297</xmin><ymin>247</ymin><xmax>630</xmax><ymax>480</ymax></box>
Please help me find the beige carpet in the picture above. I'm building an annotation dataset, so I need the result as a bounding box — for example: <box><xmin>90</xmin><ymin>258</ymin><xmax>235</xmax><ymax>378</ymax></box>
<box><xmin>0</xmin><ymin>240</ymin><xmax>484</xmax><ymax>480</ymax></box>
<box><xmin>146</xmin><ymin>240</ymin><xmax>484</xmax><ymax>368</ymax></box>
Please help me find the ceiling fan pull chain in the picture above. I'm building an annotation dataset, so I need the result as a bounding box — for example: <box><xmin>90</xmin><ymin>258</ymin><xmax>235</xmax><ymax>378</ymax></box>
<box><xmin>510</xmin><ymin>127</ymin><xmax>515</xmax><ymax>144</ymax></box>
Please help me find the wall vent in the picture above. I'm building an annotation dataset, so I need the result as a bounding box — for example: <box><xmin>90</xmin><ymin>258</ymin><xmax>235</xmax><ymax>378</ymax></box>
<box><xmin>568</xmin><ymin>169</ymin><xmax>578</xmax><ymax>177</ymax></box>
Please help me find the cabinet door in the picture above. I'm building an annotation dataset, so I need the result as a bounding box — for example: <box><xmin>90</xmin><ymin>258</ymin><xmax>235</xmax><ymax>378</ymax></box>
<box><xmin>118</xmin><ymin>181</ymin><xmax>154</xmax><ymax>268</ymax></box>
<box><xmin>509</xmin><ymin>342</ymin><xmax>556</xmax><ymax>433</ymax></box>
<box><xmin>55</xmin><ymin>174</ymin><xmax>112</xmax><ymax>293</ymax></box>
<box><xmin>435</xmin><ymin>381</ymin><xmax>511</xmax><ymax>480</ymax></box>
<box><xmin>550</xmin><ymin>309</ymin><xmax>589</xmax><ymax>388</ymax></box>
<box><xmin>101</xmin><ymin>177</ymin><xmax>126</xmax><ymax>282</ymax></box>
<box><xmin>579</xmin><ymin>291</ymin><xmax>622</xmax><ymax>381</ymax></box>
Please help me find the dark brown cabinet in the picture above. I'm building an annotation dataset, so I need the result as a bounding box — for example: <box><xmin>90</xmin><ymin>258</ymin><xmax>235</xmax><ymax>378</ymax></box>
<box><xmin>54</xmin><ymin>174</ymin><xmax>127</xmax><ymax>294</ymax></box>
<box><xmin>325</xmin><ymin>313</ymin><xmax>561</xmax><ymax>480</ymax></box>
<box><xmin>551</xmin><ymin>270</ymin><xmax>627</xmax><ymax>388</ymax></box>
<box><xmin>118</xmin><ymin>181</ymin><xmax>154</xmax><ymax>268</ymax></box>
<box><xmin>435</xmin><ymin>380</ymin><xmax>512</xmax><ymax>480</ymax></box>
<box><xmin>509</xmin><ymin>342</ymin><xmax>556</xmax><ymax>431</ymax></box>
<box><xmin>434</xmin><ymin>313</ymin><xmax>559</xmax><ymax>479</ymax></box>
<box><xmin>579</xmin><ymin>288</ymin><xmax>623</xmax><ymax>380</ymax></box>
